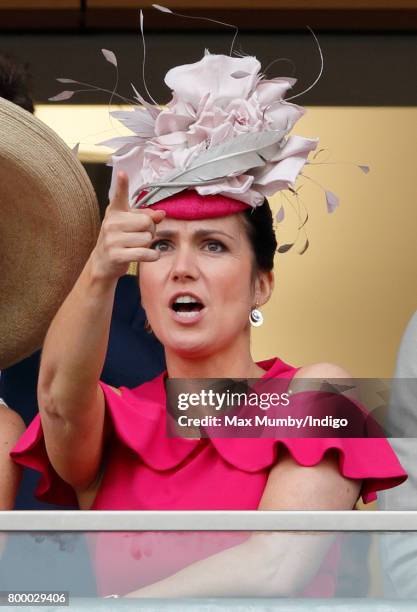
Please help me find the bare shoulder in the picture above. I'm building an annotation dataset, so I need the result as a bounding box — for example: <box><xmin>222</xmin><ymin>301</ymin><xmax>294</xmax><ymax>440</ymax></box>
<box><xmin>294</xmin><ymin>361</ymin><xmax>353</xmax><ymax>380</ymax></box>
<box><xmin>292</xmin><ymin>362</ymin><xmax>357</xmax><ymax>400</ymax></box>
<box><xmin>0</xmin><ymin>403</ymin><xmax>26</xmax><ymax>446</ymax></box>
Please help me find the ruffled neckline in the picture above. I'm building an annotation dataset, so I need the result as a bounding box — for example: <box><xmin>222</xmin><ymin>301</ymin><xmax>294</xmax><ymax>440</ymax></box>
<box><xmin>104</xmin><ymin>357</ymin><xmax>298</xmax><ymax>472</ymax></box>
<box><xmin>11</xmin><ymin>356</ymin><xmax>408</xmax><ymax>506</ymax></box>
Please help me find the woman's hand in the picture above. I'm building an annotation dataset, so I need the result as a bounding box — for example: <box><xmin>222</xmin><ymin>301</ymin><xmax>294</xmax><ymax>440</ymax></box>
<box><xmin>90</xmin><ymin>171</ymin><xmax>166</xmax><ymax>282</ymax></box>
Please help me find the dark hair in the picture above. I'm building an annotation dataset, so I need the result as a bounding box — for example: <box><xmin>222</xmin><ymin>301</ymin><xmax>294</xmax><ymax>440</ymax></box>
<box><xmin>0</xmin><ymin>53</ymin><xmax>34</xmax><ymax>114</ymax></box>
<box><xmin>241</xmin><ymin>199</ymin><xmax>277</xmax><ymax>272</ymax></box>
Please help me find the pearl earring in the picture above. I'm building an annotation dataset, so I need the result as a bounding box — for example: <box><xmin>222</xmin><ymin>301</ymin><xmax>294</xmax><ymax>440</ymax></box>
<box><xmin>249</xmin><ymin>305</ymin><xmax>263</xmax><ymax>327</ymax></box>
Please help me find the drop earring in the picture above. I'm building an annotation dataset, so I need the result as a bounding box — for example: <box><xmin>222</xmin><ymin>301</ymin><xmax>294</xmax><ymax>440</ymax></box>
<box><xmin>249</xmin><ymin>303</ymin><xmax>263</xmax><ymax>327</ymax></box>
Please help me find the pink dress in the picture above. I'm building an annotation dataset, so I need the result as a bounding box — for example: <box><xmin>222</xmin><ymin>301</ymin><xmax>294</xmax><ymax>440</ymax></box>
<box><xmin>11</xmin><ymin>357</ymin><xmax>407</xmax><ymax>597</ymax></box>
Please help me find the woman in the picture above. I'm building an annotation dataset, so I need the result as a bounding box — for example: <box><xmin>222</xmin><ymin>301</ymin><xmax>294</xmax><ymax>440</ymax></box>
<box><xmin>11</xmin><ymin>49</ymin><xmax>407</xmax><ymax>597</ymax></box>
<box><xmin>0</xmin><ymin>399</ymin><xmax>25</xmax><ymax>556</ymax></box>
<box><xmin>11</xmin><ymin>174</ymin><xmax>407</xmax><ymax>597</ymax></box>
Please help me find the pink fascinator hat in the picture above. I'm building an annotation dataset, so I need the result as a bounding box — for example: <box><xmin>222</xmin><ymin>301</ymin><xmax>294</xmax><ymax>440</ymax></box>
<box><xmin>109</xmin><ymin>48</ymin><xmax>319</xmax><ymax>223</ymax></box>
<box><xmin>51</xmin><ymin>4</ymin><xmax>369</xmax><ymax>246</ymax></box>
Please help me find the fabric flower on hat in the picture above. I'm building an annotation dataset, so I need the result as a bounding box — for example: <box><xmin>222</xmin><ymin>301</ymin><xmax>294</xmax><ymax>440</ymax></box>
<box><xmin>49</xmin><ymin>10</ymin><xmax>369</xmax><ymax>251</ymax></box>
<box><xmin>100</xmin><ymin>51</ymin><xmax>319</xmax><ymax>208</ymax></box>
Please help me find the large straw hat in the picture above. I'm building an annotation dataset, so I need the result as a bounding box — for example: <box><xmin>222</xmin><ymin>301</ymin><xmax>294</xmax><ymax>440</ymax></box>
<box><xmin>0</xmin><ymin>96</ymin><xmax>100</xmax><ymax>369</ymax></box>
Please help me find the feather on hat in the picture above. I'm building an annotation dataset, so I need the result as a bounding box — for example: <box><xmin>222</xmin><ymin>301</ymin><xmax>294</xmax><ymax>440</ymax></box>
<box><xmin>101</xmin><ymin>51</ymin><xmax>319</xmax><ymax>214</ymax></box>
<box><xmin>50</xmin><ymin>5</ymin><xmax>368</xmax><ymax>242</ymax></box>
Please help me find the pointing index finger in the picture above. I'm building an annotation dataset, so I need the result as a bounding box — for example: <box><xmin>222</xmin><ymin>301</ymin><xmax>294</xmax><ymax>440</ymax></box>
<box><xmin>109</xmin><ymin>171</ymin><xmax>130</xmax><ymax>211</ymax></box>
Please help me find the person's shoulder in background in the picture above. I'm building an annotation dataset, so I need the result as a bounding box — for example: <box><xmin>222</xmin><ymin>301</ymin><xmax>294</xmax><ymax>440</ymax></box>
<box><xmin>394</xmin><ymin>310</ymin><xmax>417</xmax><ymax>378</ymax></box>
<box><xmin>379</xmin><ymin>308</ymin><xmax>417</xmax><ymax>511</ymax></box>
<box><xmin>378</xmin><ymin>309</ymin><xmax>417</xmax><ymax>598</ymax></box>
<box><xmin>0</xmin><ymin>399</ymin><xmax>25</xmax><ymax>442</ymax></box>
<box><xmin>0</xmin><ymin>399</ymin><xmax>25</xmax><ymax>509</ymax></box>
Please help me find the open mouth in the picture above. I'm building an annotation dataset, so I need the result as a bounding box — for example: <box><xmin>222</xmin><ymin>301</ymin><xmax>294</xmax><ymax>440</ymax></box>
<box><xmin>170</xmin><ymin>295</ymin><xmax>205</xmax><ymax>318</ymax></box>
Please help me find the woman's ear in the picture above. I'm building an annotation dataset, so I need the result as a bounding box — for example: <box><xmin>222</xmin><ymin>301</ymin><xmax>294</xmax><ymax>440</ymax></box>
<box><xmin>255</xmin><ymin>270</ymin><xmax>274</xmax><ymax>307</ymax></box>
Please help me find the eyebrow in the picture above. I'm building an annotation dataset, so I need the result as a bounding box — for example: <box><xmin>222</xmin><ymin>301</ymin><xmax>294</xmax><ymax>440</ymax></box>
<box><xmin>154</xmin><ymin>229</ymin><xmax>236</xmax><ymax>241</ymax></box>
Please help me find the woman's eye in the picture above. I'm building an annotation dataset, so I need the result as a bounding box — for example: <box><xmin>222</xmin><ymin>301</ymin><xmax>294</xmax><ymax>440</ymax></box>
<box><xmin>150</xmin><ymin>239</ymin><xmax>171</xmax><ymax>252</ymax></box>
<box><xmin>204</xmin><ymin>240</ymin><xmax>226</xmax><ymax>253</ymax></box>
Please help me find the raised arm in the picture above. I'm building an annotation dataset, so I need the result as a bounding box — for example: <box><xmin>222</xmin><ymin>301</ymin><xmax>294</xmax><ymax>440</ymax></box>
<box><xmin>37</xmin><ymin>173</ymin><xmax>165</xmax><ymax>491</ymax></box>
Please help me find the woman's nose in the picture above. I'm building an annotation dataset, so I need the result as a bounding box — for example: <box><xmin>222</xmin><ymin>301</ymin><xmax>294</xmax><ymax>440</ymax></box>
<box><xmin>170</xmin><ymin>246</ymin><xmax>199</xmax><ymax>282</ymax></box>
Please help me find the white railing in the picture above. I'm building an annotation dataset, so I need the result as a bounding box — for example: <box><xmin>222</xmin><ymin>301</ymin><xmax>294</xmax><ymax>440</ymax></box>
<box><xmin>0</xmin><ymin>510</ymin><xmax>417</xmax><ymax>531</ymax></box>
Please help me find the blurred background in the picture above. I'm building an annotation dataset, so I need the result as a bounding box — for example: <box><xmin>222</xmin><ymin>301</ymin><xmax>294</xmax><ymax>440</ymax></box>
<box><xmin>1</xmin><ymin>0</ymin><xmax>416</xmax><ymax>377</ymax></box>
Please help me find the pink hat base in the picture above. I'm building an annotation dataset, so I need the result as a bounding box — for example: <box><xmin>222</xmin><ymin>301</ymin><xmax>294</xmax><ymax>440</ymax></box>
<box><xmin>136</xmin><ymin>190</ymin><xmax>249</xmax><ymax>219</ymax></box>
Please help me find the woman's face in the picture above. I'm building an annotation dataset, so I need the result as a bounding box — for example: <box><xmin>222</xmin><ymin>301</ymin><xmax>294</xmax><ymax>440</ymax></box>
<box><xmin>139</xmin><ymin>214</ymin><xmax>273</xmax><ymax>359</ymax></box>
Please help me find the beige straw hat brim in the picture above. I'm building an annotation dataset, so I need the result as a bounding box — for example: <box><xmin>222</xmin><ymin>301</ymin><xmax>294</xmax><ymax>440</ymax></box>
<box><xmin>0</xmin><ymin>96</ymin><xmax>100</xmax><ymax>369</ymax></box>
